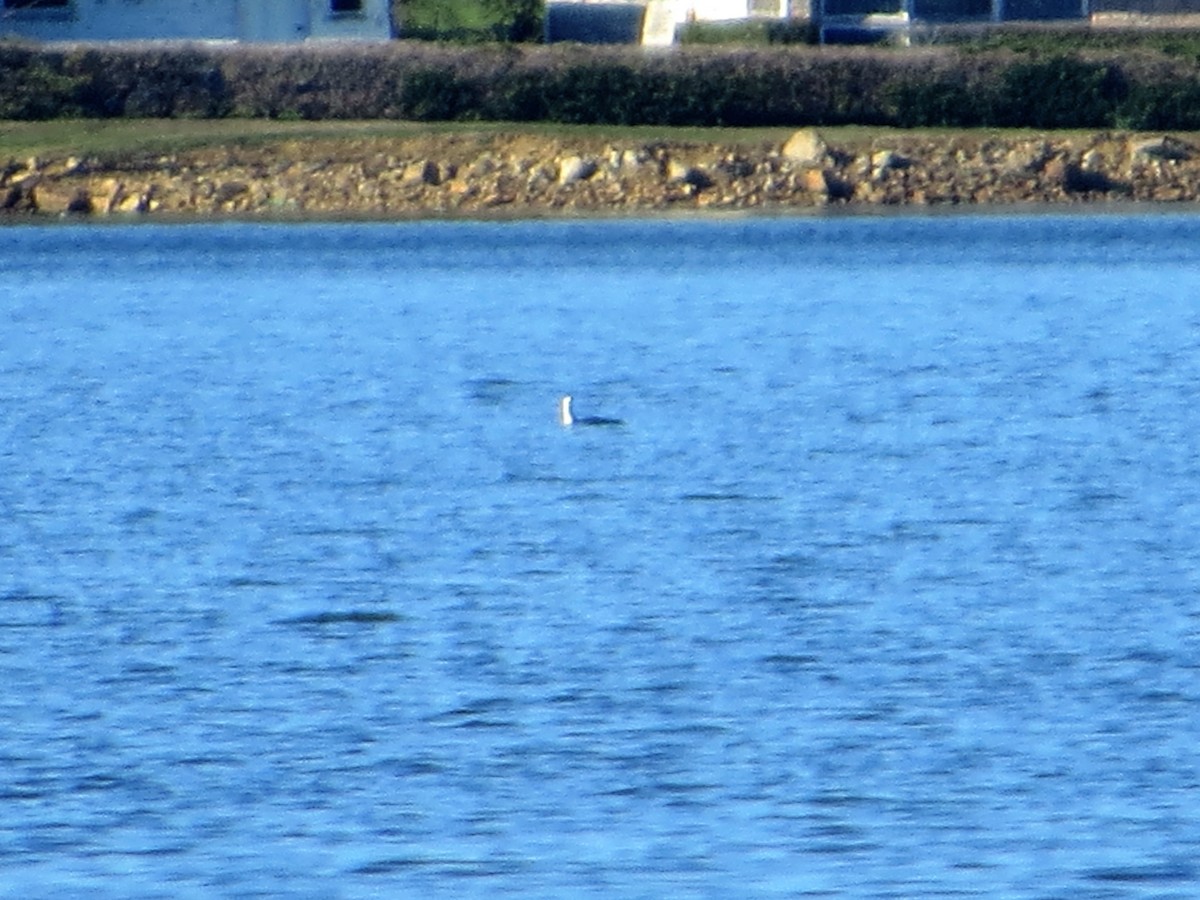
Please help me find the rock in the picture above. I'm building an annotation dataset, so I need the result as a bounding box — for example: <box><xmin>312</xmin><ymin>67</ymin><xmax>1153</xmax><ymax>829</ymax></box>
<box><xmin>28</xmin><ymin>181</ymin><xmax>66</xmax><ymax>213</ymax></box>
<box><xmin>622</xmin><ymin>148</ymin><xmax>650</xmax><ymax>169</ymax></box>
<box><xmin>782</xmin><ymin>129</ymin><xmax>827</xmax><ymax>167</ymax></box>
<box><xmin>3</xmin><ymin>176</ymin><xmax>37</xmax><ymax>211</ymax></box>
<box><xmin>1063</xmin><ymin>163</ymin><xmax>1112</xmax><ymax>194</ymax></box>
<box><xmin>468</xmin><ymin>155</ymin><xmax>499</xmax><ymax>178</ymax></box>
<box><xmin>869</xmin><ymin>150</ymin><xmax>907</xmax><ymax>181</ymax></box>
<box><xmin>1041</xmin><ymin>156</ymin><xmax>1068</xmax><ymax>182</ymax></box>
<box><xmin>871</xmin><ymin>150</ymin><xmax>905</xmax><ymax>170</ymax></box>
<box><xmin>1081</xmin><ymin>148</ymin><xmax>1105</xmax><ymax>171</ymax></box>
<box><xmin>1005</xmin><ymin>141</ymin><xmax>1052</xmax><ymax>174</ymax></box>
<box><xmin>799</xmin><ymin>168</ymin><xmax>829</xmax><ymax>195</ymax></box>
<box><xmin>402</xmin><ymin>159</ymin><xmax>442</xmax><ymax>186</ymax></box>
<box><xmin>94</xmin><ymin>177</ymin><xmax>123</xmax><ymax>214</ymax></box>
<box><xmin>1</xmin><ymin>159</ymin><xmax>23</xmax><ymax>187</ymax></box>
<box><xmin>32</xmin><ymin>181</ymin><xmax>94</xmax><ymax>215</ymax></box>
<box><xmin>717</xmin><ymin>155</ymin><xmax>754</xmax><ymax>179</ymax></box>
<box><xmin>666</xmin><ymin>159</ymin><xmax>712</xmax><ymax>190</ymax></box>
<box><xmin>825</xmin><ymin>173</ymin><xmax>855</xmax><ymax>202</ymax></box>
<box><xmin>11</xmin><ymin>129</ymin><xmax>1200</xmax><ymax>219</ymax></box>
<box><xmin>112</xmin><ymin>190</ymin><xmax>148</xmax><ymax>214</ymax></box>
<box><xmin>557</xmin><ymin>155</ymin><xmax>597</xmax><ymax>185</ymax></box>
<box><xmin>1131</xmin><ymin>135</ymin><xmax>1193</xmax><ymax>162</ymax></box>
<box><xmin>66</xmin><ymin>189</ymin><xmax>95</xmax><ymax>215</ymax></box>
<box><xmin>215</xmin><ymin>181</ymin><xmax>249</xmax><ymax>205</ymax></box>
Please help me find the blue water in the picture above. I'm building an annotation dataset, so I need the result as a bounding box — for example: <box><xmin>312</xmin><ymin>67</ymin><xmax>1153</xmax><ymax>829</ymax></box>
<box><xmin>3</xmin><ymin>213</ymin><xmax>1200</xmax><ymax>897</ymax></box>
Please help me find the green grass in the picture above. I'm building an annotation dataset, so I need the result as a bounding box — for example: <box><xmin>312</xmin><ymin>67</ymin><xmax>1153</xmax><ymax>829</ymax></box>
<box><xmin>4</xmin><ymin>118</ymin><xmax>1157</xmax><ymax>163</ymax></box>
<box><xmin>0</xmin><ymin>118</ymin><xmax>807</xmax><ymax>160</ymax></box>
<box><xmin>0</xmin><ymin>118</ymin><xmax>917</xmax><ymax>160</ymax></box>
<box><xmin>0</xmin><ymin>119</ymin><xmax>445</xmax><ymax>158</ymax></box>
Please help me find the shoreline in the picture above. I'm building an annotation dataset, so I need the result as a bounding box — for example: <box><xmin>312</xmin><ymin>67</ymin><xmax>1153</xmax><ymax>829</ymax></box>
<box><xmin>5</xmin><ymin>127</ymin><xmax>1200</xmax><ymax>221</ymax></box>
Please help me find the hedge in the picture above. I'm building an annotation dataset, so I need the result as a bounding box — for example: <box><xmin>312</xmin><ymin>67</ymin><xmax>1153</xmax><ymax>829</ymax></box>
<box><xmin>2</xmin><ymin>40</ymin><xmax>1200</xmax><ymax>130</ymax></box>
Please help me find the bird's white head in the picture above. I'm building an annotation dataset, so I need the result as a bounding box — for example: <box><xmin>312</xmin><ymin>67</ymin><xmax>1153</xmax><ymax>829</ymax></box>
<box><xmin>558</xmin><ymin>395</ymin><xmax>574</xmax><ymax>426</ymax></box>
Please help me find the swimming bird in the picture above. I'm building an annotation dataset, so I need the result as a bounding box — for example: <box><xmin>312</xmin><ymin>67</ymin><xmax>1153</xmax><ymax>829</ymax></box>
<box><xmin>558</xmin><ymin>394</ymin><xmax>624</xmax><ymax>427</ymax></box>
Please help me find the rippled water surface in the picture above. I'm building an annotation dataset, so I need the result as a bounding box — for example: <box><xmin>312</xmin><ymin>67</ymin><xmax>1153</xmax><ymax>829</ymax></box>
<box><xmin>3</xmin><ymin>214</ymin><xmax>1200</xmax><ymax>897</ymax></box>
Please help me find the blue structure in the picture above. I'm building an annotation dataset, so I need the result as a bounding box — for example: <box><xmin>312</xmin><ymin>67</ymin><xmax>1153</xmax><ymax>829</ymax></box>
<box><xmin>817</xmin><ymin>0</ymin><xmax>1092</xmax><ymax>41</ymax></box>
<box><xmin>0</xmin><ymin>0</ymin><xmax>393</xmax><ymax>42</ymax></box>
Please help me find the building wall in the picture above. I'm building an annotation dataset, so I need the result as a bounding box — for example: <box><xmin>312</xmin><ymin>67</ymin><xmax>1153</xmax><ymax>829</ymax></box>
<box><xmin>0</xmin><ymin>0</ymin><xmax>391</xmax><ymax>41</ymax></box>
<box><xmin>1090</xmin><ymin>0</ymin><xmax>1200</xmax><ymax>10</ymax></box>
<box><xmin>305</xmin><ymin>0</ymin><xmax>392</xmax><ymax>38</ymax></box>
<box><xmin>544</xmin><ymin>2</ymin><xmax>647</xmax><ymax>43</ymax></box>
<box><xmin>237</xmin><ymin>0</ymin><xmax>309</xmax><ymax>40</ymax></box>
<box><xmin>1002</xmin><ymin>0</ymin><xmax>1085</xmax><ymax>17</ymax></box>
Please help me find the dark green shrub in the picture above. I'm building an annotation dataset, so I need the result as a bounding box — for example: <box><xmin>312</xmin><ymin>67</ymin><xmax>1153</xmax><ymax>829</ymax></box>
<box><xmin>991</xmin><ymin>55</ymin><xmax>1126</xmax><ymax>128</ymax></box>
<box><xmin>0</xmin><ymin>45</ymin><xmax>83</xmax><ymax>119</ymax></box>
<box><xmin>395</xmin><ymin>66</ymin><xmax>483</xmax><ymax>119</ymax></box>
<box><xmin>1118</xmin><ymin>78</ymin><xmax>1200</xmax><ymax>131</ymax></box>
<box><xmin>63</xmin><ymin>48</ymin><xmax>230</xmax><ymax>118</ymax></box>
<box><xmin>5</xmin><ymin>40</ymin><xmax>1200</xmax><ymax>130</ymax></box>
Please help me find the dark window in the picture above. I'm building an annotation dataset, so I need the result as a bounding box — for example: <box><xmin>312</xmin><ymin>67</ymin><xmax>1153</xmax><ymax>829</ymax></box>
<box><xmin>822</xmin><ymin>0</ymin><xmax>902</xmax><ymax>13</ymax></box>
<box><xmin>912</xmin><ymin>0</ymin><xmax>991</xmax><ymax>17</ymax></box>
<box><xmin>3</xmin><ymin>0</ymin><xmax>71</xmax><ymax>8</ymax></box>
<box><xmin>330</xmin><ymin>0</ymin><xmax>363</xmax><ymax>11</ymax></box>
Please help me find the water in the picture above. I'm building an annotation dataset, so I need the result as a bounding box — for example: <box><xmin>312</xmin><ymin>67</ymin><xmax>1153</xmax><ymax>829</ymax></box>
<box><xmin>3</xmin><ymin>213</ymin><xmax>1200</xmax><ymax>897</ymax></box>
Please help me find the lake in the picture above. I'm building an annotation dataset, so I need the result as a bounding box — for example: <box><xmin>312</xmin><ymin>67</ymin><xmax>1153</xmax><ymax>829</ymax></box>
<box><xmin>3</xmin><ymin>212</ymin><xmax>1200</xmax><ymax>897</ymax></box>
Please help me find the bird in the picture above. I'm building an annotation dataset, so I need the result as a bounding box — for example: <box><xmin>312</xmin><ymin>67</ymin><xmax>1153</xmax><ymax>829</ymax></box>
<box><xmin>558</xmin><ymin>394</ymin><xmax>624</xmax><ymax>427</ymax></box>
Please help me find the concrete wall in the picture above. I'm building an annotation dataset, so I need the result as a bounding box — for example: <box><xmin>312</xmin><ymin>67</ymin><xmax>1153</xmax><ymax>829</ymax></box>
<box><xmin>0</xmin><ymin>0</ymin><xmax>391</xmax><ymax>41</ymax></box>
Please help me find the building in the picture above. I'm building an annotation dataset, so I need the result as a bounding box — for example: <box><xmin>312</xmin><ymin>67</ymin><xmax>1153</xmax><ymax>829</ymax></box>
<box><xmin>816</xmin><ymin>0</ymin><xmax>1097</xmax><ymax>41</ymax></box>
<box><xmin>544</xmin><ymin>0</ymin><xmax>794</xmax><ymax>45</ymax></box>
<box><xmin>644</xmin><ymin>0</ymin><xmax>794</xmax><ymax>43</ymax></box>
<box><xmin>0</xmin><ymin>0</ymin><xmax>393</xmax><ymax>42</ymax></box>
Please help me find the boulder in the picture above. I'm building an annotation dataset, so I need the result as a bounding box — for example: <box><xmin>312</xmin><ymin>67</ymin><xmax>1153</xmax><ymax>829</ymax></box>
<box><xmin>2</xmin><ymin>176</ymin><xmax>37</xmax><ymax>211</ymax></box>
<box><xmin>1004</xmin><ymin>141</ymin><xmax>1052</xmax><ymax>174</ymax></box>
<box><xmin>1063</xmin><ymin>162</ymin><xmax>1112</xmax><ymax>194</ymax></box>
<box><xmin>112</xmin><ymin>190</ymin><xmax>148</xmax><ymax>214</ymax></box>
<box><xmin>214</xmin><ymin>181</ymin><xmax>249</xmax><ymax>205</ymax></box>
<box><xmin>557</xmin><ymin>155</ymin><xmax>598</xmax><ymax>185</ymax></box>
<box><xmin>666</xmin><ymin>159</ymin><xmax>712</xmax><ymax>190</ymax></box>
<box><xmin>799</xmin><ymin>168</ymin><xmax>829</xmax><ymax>195</ymax></box>
<box><xmin>33</xmin><ymin>182</ymin><xmax>95</xmax><ymax>215</ymax></box>
<box><xmin>26</xmin><ymin>180</ymin><xmax>74</xmax><ymax>214</ymax></box>
<box><xmin>1130</xmin><ymin>136</ymin><xmax>1193</xmax><ymax>162</ymax></box>
<box><xmin>782</xmin><ymin>129</ymin><xmax>827</xmax><ymax>167</ymax></box>
<box><xmin>66</xmin><ymin>189</ymin><xmax>95</xmax><ymax>215</ymax></box>
<box><xmin>717</xmin><ymin>155</ymin><xmax>755</xmax><ymax>179</ymax></box>
<box><xmin>620</xmin><ymin>148</ymin><xmax>650</xmax><ymax>169</ymax></box>
<box><xmin>869</xmin><ymin>150</ymin><xmax>908</xmax><ymax>181</ymax></box>
<box><xmin>402</xmin><ymin>159</ymin><xmax>442</xmax><ymax>186</ymax></box>
<box><xmin>1081</xmin><ymin>148</ymin><xmax>1105</xmax><ymax>172</ymax></box>
<box><xmin>94</xmin><ymin>177</ymin><xmax>123</xmax><ymax>214</ymax></box>
<box><xmin>467</xmin><ymin>154</ymin><xmax>499</xmax><ymax>178</ymax></box>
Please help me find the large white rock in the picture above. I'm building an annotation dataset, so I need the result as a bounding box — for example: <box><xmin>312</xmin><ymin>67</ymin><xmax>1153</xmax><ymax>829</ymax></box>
<box><xmin>558</xmin><ymin>155</ymin><xmax>598</xmax><ymax>185</ymax></box>
<box><xmin>782</xmin><ymin>129</ymin><xmax>828</xmax><ymax>167</ymax></box>
<box><xmin>1131</xmin><ymin>136</ymin><xmax>1193</xmax><ymax>162</ymax></box>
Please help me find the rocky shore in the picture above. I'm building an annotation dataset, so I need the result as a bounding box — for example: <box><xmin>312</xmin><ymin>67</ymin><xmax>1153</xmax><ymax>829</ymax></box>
<box><xmin>5</xmin><ymin>128</ymin><xmax>1200</xmax><ymax>219</ymax></box>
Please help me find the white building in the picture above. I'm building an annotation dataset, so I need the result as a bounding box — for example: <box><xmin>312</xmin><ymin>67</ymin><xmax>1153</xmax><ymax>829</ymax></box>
<box><xmin>0</xmin><ymin>0</ymin><xmax>393</xmax><ymax>42</ymax></box>
<box><xmin>545</xmin><ymin>0</ymin><xmax>793</xmax><ymax>46</ymax></box>
<box><xmin>642</xmin><ymin>0</ymin><xmax>793</xmax><ymax>45</ymax></box>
